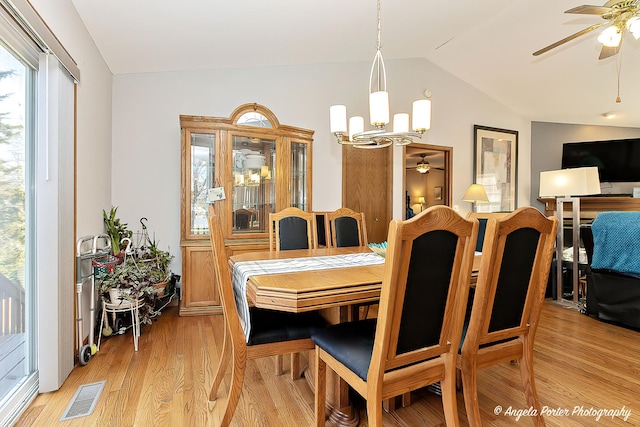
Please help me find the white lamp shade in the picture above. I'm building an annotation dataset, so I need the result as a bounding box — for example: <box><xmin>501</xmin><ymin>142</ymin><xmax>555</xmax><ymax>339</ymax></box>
<box><xmin>539</xmin><ymin>167</ymin><xmax>601</xmax><ymax>197</ymax></box>
<box><xmin>412</xmin><ymin>99</ymin><xmax>431</xmax><ymax>131</ymax></box>
<box><xmin>462</xmin><ymin>184</ymin><xmax>490</xmax><ymax>203</ymax></box>
<box><xmin>349</xmin><ymin>116</ymin><xmax>364</xmax><ymax>141</ymax></box>
<box><xmin>369</xmin><ymin>91</ymin><xmax>389</xmax><ymax>126</ymax></box>
<box><xmin>597</xmin><ymin>26</ymin><xmax>622</xmax><ymax>47</ymax></box>
<box><xmin>393</xmin><ymin>113</ymin><xmax>409</xmax><ymax>133</ymax></box>
<box><xmin>330</xmin><ymin>105</ymin><xmax>347</xmax><ymax>133</ymax></box>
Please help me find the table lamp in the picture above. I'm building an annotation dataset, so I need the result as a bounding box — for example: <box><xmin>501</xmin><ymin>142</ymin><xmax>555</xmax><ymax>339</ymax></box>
<box><xmin>462</xmin><ymin>184</ymin><xmax>490</xmax><ymax>212</ymax></box>
<box><xmin>418</xmin><ymin>196</ymin><xmax>425</xmax><ymax>212</ymax></box>
<box><xmin>539</xmin><ymin>166</ymin><xmax>601</xmax><ymax>306</ymax></box>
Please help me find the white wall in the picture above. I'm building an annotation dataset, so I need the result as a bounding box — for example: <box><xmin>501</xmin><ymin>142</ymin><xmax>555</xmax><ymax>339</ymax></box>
<box><xmin>112</xmin><ymin>58</ymin><xmax>529</xmax><ymax>274</ymax></box>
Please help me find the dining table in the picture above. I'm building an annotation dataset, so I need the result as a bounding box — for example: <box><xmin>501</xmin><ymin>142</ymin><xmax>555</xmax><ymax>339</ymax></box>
<box><xmin>229</xmin><ymin>245</ymin><xmax>481</xmax><ymax>426</ymax></box>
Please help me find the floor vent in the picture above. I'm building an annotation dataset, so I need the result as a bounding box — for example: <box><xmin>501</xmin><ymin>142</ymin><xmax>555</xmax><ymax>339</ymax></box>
<box><xmin>59</xmin><ymin>380</ymin><xmax>106</xmax><ymax>421</ymax></box>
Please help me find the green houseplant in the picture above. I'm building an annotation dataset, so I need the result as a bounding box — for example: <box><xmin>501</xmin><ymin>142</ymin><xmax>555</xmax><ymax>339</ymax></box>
<box><xmin>103</xmin><ymin>206</ymin><xmax>133</xmax><ymax>257</ymax></box>
<box><xmin>99</xmin><ymin>209</ymin><xmax>175</xmax><ymax>324</ymax></box>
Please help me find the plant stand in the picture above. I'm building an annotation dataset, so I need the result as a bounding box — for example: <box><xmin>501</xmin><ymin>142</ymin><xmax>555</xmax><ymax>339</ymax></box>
<box><xmin>97</xmin><ymin>297</ymin><xmax>143</xmax><ymax>352</ymax></box>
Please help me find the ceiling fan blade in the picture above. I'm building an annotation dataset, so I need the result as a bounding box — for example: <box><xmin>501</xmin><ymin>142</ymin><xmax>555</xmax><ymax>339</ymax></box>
<box><xmin>565</xmin><ymin>5</ymin><xmax>613</xmax><ymax>15</ymax></box>
<box><xmin>533</xmin><ymin>23</ymin><xmax>606</xmax><ymax>56</ymax></box>
<box><xmin>599</xmin><ymin>44</ymin><xmax>621</xmax><ymax>59</ymax></box>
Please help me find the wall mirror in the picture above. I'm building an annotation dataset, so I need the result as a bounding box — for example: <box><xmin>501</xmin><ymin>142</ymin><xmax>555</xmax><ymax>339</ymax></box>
<box><xmin>403</xmin><ymin>143</ymin><xmax>452</xmax><ymax>219</ymax></box>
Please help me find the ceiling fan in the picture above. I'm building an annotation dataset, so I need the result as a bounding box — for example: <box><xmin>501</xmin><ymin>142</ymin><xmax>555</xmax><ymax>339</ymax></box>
<box><xmin>533</xmin><ymin>0</ymin><xmax>640</xmax><ymax>60</ymax></box>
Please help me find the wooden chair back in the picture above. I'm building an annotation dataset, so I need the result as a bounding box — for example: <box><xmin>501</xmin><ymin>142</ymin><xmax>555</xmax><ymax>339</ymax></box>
<box><xmin>373</xmin><ymin>206</ymin><xmax>476</xmax><ymax>386</ymax></box>
<box><xmin>269</xmin><ymin>207</ymin><xmax>315</xmax><ymax>251</ymax></box>
<box><xmin>326</xmin><ymin>207</ymin><xmax>368</xmax><ymax>248</ymax></box>
<box><xmin>459</xmin><ymin>206</ymin><xmax>558</xmax><ymax>426</ymax></box>
<box><xmin>466</xmin><ymin>211</ymin><xmax>510</xmax><ymax>253</ymax></box>
<box><xmin>312</xmin><ymin>211</ymin><xmax>330</xmax><ymax>248</ymax></box>
<box><xmin>314</xmin><ymin>206</ymin><xmax>478</xmax><ymax>426</ymax></box>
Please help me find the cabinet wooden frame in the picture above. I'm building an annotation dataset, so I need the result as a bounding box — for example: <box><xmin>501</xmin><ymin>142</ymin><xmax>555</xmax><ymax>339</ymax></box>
<box><xmin>179</xmin><ymin>104</ymin><xmax>314</xmax><ymax>315</ymax></box>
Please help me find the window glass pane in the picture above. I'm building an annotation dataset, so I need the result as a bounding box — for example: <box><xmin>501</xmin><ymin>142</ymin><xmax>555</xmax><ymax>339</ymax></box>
<box><xmin>237</xmin><ymin>112</ymin><xmax>272</xmax><ymax>128</ymax></box>
<box><xmin>190</xmin><ymin>133</ymin><xmax>214</xmax><ymax>235</ymax></box>
<box><xmin>231</xmin><ymin>135</ymin><xmax>275</xmax><ymax>234</ymax></box>
<box><xmin>0</xmin><ymin>42</ymin><xmax>31</xmax><ymax>402</ymax></box>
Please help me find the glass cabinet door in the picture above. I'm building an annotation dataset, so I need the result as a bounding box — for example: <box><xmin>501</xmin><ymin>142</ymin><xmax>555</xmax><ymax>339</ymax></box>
<box><xmin>231</xmin><ymin>134</ymin><xmax>276</xmax><ymax>235</ymax></box>
<box><xmin>190</xmin><ymin>132</ymin><xmax>215</xmax><ymax>235</ymax></box>
<box><xmin>290</xmin><ymin>141</ymin><xmax>309</xmax><ymax>211</ymax></box>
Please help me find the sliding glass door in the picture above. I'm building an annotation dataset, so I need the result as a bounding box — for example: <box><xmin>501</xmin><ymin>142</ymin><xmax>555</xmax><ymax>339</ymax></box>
<box><xmin>0</xmin><ymin>41</ymin><xmax>36</xmax><ymax>415</ymax></box>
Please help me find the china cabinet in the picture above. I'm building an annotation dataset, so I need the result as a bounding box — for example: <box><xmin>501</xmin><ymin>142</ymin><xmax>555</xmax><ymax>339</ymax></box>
<box><xmin>179</xmin><ymin>103</ymin><xmax>314</xmax><ymax>315</ymax></box>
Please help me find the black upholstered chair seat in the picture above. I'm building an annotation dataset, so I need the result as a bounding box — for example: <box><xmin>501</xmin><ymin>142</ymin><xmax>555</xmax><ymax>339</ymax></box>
<box><xmin>249</xmin><ymin>308</ymin><xmax>327</xmax><ymax>346</ymax></box>
<box><xmin>311</xmin><ymin>318</ymin><xmax>377</xmax><ymax>380</ymax></box>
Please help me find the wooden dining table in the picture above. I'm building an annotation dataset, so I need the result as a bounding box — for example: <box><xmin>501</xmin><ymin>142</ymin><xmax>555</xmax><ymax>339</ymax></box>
<box><xmin>229</xmin><ymin>245</ymin><xmax>481</xmax><ymax>426</ymax></box>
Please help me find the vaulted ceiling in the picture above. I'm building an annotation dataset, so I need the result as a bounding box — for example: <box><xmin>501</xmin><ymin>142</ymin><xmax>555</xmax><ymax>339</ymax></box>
<box><xmin>71</xmin><ymin>0</ymin><xmax>640</xmax><ymax>127</ymax></box>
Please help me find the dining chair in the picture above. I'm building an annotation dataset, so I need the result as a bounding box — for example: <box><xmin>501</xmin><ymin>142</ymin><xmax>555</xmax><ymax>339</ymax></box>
<box><xmin>466</xmin><ymin>211</ymin><xmax>510</xmax><ymax>253</ymax></box>
<box><xmin>326</xmin><ymin>207</ymin><xmax>368</xmax><ymax>248</ymax></box>
<box><xmin>206</xmin><ymin>206</ymin><xmax>327</xmax><ymax>427</ymax></box>
<box><xmin>458</xmin><ymin>206</ymin><xmax>558</xmax><ymax>427</ymax></box>
<box><xmin>269</xmin><ymin>207</ymin><xmax>316</xmax><ymax>251</ymax></box>
<box><xmin>312</xmin><ymin>211</ymin><xmax>330</xmax><ymax>248</ymax></box>
<box><xmin>312</xmin><ymin>206</ymin><xmax>478</xmax><ymax>426</ymax></box>
<box><xmin>268</xmin><ymin>206</ymin><xmax>317</xmax><ymax>374</ymax></box>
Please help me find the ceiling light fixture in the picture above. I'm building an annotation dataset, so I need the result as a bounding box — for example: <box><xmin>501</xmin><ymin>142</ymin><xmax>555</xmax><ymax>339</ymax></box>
<box><xmin>597</xmin><ymin>25</ymin><xmax>623</xmax><ymax>47</ymax></box>
<box><xmin>627</xmin><ymin>16</ymin><xmax>640</xmax><ymax>39</ymax></box>
<box><xmin>416</xmin><ymin>154</ymin><xmax>430</xmax><ymax>174</ymax></box>
<box><xmin>329</xmin><ymin>0</ymin><xmax>431</xmax><ymax>149</ymax></box>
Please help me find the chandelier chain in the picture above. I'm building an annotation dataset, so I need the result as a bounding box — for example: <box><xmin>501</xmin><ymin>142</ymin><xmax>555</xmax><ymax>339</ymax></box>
<box><xmin>376</xmin><ymin>0</ymin><xmax>382</xmax><ymax>50</ymax></box>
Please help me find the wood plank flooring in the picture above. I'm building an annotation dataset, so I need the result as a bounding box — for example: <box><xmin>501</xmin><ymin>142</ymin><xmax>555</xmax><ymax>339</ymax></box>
<box><xmin>16</xmin><ymin>301</ymin><xmax>639</xmax><ymax>426</ymax></box>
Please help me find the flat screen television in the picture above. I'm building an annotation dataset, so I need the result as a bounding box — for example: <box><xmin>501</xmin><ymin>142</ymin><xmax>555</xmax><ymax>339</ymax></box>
<box><xmin>561</xmin><ymin>138</ymin><xmax>640</xmax><ymax>183</ymax></box>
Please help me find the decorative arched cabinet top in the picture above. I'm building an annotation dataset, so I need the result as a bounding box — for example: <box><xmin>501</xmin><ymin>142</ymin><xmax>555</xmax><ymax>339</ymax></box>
<box><xmin>179</xmin><ymin>103</ymin><xmax>314</xmax><ymax>140</ymax></box>
<box><xmin>230</xmin><ymin>103</ymin><xmax>279</xmax><ymax>129</ymax></box>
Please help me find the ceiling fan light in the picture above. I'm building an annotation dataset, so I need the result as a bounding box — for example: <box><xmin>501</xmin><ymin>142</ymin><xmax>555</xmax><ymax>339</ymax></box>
<box><xmin>626</xmin><ymin>16</ymin><xmax>640</xmax><ymax>40</ymax></box>
<box><xmin>416</xmin><ymin>155</ymin><xmax>430</xmax><ymax>174</ymax></box>
<box><xmin>597</xmin><ymin>26</ymin><xmax>622</xmax><ymax>47</ymax></box>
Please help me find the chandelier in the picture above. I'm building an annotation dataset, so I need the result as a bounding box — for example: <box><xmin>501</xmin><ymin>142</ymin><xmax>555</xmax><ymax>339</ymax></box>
<box><xmin>329</xmin><ymin>0</ymin><xmax>431</xmax><ymax>149</ymax></box>
<box><xmin>416</xmin><ymin>154</ymin><xmax>430</xmax><ymax>174</ymax></box>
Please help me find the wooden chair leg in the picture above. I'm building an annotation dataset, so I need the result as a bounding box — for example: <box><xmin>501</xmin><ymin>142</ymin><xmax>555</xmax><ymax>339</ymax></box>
<box><xmin>274</xmin><ymin>354</ymin><xmax>284</xmax><ymax>376</ymax></box>
<box><xmin>220</xmin><ymin>349</ymin><xmax>246</xmax><ymax>427</ymax></box>
<box><xmin>401</xmin><ymin>391</ymin><xmax>412</xmax><ymax>408</ymax></box>
<box><xmin>461</xmin><ymin>365</ymin><xmax>482</xmax><ymax>427</ymax></box>
<box><xmin>519</xmin><ymin>345</ymin><xmax>546</xmax><ymax>427</ymax></box>
<box><xmin>209</xmin><ymin>323</ymin><xmax>230</xmax><ymax>401</ymax></box>
<box><xmin>314</xmin><ymin>349</ymin><xmax>327</xmax><ymax>427</ymax></box>
<box><xmin>440</xmin><ymin>364</ymin><xmax>461</xmax><ymax>427</ymax></box>
<box><xmin>290</xmin><ymin>352</ymin><xmax>301</xmax><ymax>380</ymax></box>
<box><xmin>366</xmin><ymin>392</ymin><xmax>383</xmax><ymax>427</ymax></box>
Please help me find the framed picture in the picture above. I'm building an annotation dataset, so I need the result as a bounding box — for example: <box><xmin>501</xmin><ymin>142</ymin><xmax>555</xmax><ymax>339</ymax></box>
<box><xmin>434</xmin><ymin>186</ymin><xmax>443</xmax><ymax>201</ymax></box>
<box><xmin>473</xmin><ymin>125</ymin><xmax>518</xmax><ymax>212</ymax></box>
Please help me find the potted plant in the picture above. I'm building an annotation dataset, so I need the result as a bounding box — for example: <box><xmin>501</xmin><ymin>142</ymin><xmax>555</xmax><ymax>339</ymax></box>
<box><xmin>98</xmin><ymin>209</ymin><xmax>176</xmax><ymax>324</ymax></box>
<box><xmin>139</xmin><ymin>236</ymin><xmax>174</xmax><ymax>297</ymax></box>
<box><xmin>103</xmin><ymin>206</ymin><xmax>133</xmax><ymax>261</ymax></box>
<box><xmin>98</xmin><ymin>256</ymin><xmax>161</xmax><ymax>325</ymax></box>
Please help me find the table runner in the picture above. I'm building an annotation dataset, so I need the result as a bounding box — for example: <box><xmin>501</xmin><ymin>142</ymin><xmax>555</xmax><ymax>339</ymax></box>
<box><xmin>232</xmin><ymin>252</ymin><xmax>385</xmax><ymax>342</ymax></box>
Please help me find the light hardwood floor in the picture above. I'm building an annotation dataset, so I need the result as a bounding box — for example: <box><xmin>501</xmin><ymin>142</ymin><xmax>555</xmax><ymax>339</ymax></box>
<box><xmin>17</xmin><ymin>301</ymin><xmax>639</xmax><ymax>426</ymax></box>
